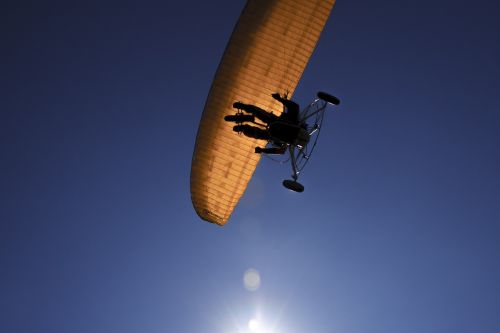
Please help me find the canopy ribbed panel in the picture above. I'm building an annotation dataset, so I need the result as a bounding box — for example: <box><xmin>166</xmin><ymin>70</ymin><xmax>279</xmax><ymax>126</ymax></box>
<box><xmin>191</xmin><ymin>0</ymin><xmax>335</xmax><ymax>225</ymax></box>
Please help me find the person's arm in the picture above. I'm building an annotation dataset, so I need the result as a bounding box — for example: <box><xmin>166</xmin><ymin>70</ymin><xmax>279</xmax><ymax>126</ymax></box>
<box><xmin>271</xmin><ymin>92</ymin><xmax>285</xmax><ymax>103</ymax></box>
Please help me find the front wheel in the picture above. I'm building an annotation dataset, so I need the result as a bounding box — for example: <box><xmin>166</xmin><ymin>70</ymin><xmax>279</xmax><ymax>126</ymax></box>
<box><xmin>317</xmin><ymin>91</ymin><xmax>340</xmax><ymax>105</ymax></box>
<box><xmin>283</xmin><ymin>179</ymin><xmax>305</xmax><ymax>193</ymax></box>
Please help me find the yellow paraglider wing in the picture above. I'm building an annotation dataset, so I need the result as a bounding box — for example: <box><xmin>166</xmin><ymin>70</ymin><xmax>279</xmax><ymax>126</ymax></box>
<box><xmin>191</xmin><ymin>0</ymin><xmax>336</xmax><ymax>225</ymax></box>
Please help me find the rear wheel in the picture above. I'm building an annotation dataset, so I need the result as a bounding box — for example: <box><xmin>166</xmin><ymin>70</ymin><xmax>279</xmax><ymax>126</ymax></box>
<box><xmin>317</xmin><ymin>91</ymin><xmax>340</xmax><ymax>105</ymax></box>
<box><xmin>282</xmin><ymin>179</ymin><xmax>304</xmax><ymax>193</ymax></box>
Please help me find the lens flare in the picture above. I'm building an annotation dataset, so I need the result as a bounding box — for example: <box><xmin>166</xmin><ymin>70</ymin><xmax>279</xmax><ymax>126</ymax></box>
<box><xmin>243</xmin><ymin>268</ymin><xmax>261</xmax><ymax>291</ymax></box>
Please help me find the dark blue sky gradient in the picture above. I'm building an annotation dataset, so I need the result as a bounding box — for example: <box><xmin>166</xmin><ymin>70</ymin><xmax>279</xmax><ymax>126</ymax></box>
<box><xmin>2</xmin><ymin>1</ymin><xmax>499</xmax><ymax>332</ymax></box>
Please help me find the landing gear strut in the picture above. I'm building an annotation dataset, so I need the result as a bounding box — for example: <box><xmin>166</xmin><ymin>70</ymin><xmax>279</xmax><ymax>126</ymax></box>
<box><xmin>282</xmin><ymin>146</ymin><xmax>305</xmax><ymax>192</ymax></box>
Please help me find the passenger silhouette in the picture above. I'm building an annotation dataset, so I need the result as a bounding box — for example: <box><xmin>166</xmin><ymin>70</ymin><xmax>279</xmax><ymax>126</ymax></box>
<box><xmin>225</xmin><ymin>93</ymin><xmax>307</xmax><ymax>154</ymax></box>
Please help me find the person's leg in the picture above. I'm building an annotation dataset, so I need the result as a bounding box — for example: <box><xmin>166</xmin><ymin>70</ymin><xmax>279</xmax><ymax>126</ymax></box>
<box><xmin>224</xmin><ymin>114</ymin><xmax>255</xmax><ymax>123</ymax></box>
<box><xmin>255</xmin><ymin>146</ymin><xmax>287</xmax><ymax>154</ymax></box>
<box><xmin>233</xmin><ymin>125</ymin><xmax>270</xmax><ymax>140</ymax></box>
<box><xmin>233</xmin><ymin>102</ymin><xmax>278</xmax><ymax>124</ymax></box>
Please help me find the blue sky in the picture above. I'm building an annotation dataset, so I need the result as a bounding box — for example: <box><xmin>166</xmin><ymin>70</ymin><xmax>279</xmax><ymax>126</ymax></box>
<box><xmin>2</xmin><ymin>1</ymin><xmax>499</xmax><ymax>332</ymax></box>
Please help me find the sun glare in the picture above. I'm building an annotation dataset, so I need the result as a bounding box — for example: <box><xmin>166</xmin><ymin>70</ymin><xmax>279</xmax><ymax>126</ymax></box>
<box><xmin>246</xmin><ymin>316</ymin><xmax>278</xmax><ymax>333</ymax></box>
<box><xmin>248</xmin><ymin>318</ymin><xmax>260</xmax><ymax>331</ymax></box>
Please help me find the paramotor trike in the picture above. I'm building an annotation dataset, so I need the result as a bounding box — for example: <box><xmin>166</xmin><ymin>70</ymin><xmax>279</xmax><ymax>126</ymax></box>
<box><xmin>225</xmin><ymin>91</ymin><xmax>340</xmax><ymax>192</ymax></box>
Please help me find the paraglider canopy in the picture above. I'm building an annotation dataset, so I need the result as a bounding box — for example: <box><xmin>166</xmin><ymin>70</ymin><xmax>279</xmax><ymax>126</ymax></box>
<box><xmin>190</xmin><ymin>0</ymin><xmax>336</xmax><ymax>225</ymax></box>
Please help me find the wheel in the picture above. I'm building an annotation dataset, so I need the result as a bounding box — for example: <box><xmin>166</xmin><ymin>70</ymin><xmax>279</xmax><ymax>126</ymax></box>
<box><xmin>282</xmin><ymin>179</ymin><xmax>305</xmax><ymax>193</ymax></box>
<box><xmin>317</xmin><ymin>91</ymin><xmax>340</xmax><ymax>105</ymax></box>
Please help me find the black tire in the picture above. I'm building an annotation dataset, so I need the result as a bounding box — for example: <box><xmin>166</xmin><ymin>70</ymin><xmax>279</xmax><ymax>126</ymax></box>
<box><xmin>282</xmin><ymin>179</ymin><xmax>305</xmax><ymax>193</ymax></box>
<box><xmin>317</xmin><ymin>91</ymin><xmax>340</xmax><ymax>105</ymax></box>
